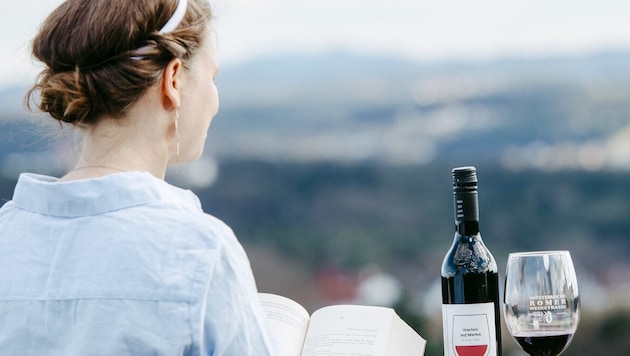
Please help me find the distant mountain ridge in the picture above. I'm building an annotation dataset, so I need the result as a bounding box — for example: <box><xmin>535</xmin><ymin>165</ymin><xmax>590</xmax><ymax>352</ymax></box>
<box><xmin>217</xmin><ymin>49</ymin><xmax>630</xmax><ymax>98</ymax></box>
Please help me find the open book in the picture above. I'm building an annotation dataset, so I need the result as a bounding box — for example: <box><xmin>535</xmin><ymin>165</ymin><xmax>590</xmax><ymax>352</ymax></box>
<box><xmin>259</xmin><ymin>293</ymin><xmax>426</xmax><ymax>356</ymax></box>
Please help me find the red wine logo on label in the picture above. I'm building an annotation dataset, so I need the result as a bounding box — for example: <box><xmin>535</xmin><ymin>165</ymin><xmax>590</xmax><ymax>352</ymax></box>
<box><xmin>452</xmin><ymin>314</ymin><xmax>490</xmax><ymax>356</ymax></box>
<box><xmin>455</xmin><ymin>345</ymin><xmax>488</xmax><ymax>356</ymax></box>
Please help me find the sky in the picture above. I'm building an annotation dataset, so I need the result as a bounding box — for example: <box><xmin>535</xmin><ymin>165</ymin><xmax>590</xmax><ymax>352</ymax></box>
<box><xmin>2</xmin><ymin>0</ymin><xmax>630</xmax><ymax>87</ymax></box>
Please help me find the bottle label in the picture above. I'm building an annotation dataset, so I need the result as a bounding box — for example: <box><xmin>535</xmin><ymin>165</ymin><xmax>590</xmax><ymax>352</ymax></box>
<box><xmin>442</xmin><ymin>303</ymin><xmax>497</xmax><ymax>356</ymax></box>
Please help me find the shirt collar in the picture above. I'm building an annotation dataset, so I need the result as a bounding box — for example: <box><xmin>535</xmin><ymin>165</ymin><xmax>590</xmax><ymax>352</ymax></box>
<box><xmin>12</xmin><ymin>172</ymin><xmax>201</xmax><ymax>217</ymax></box>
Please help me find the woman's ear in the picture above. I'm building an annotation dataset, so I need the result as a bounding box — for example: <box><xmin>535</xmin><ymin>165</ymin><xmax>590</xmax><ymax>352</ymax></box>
<box><xmin>161</xmin><ymin>58</ymin><xmax>183</xmax><ymax>110</ymax></box>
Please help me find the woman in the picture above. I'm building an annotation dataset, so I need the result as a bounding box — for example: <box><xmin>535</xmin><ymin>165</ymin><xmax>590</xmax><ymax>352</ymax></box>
<box><xmin>0</xmin><ymin>0</ymin><xmax>277</xmax><ymax>354</ymax></box>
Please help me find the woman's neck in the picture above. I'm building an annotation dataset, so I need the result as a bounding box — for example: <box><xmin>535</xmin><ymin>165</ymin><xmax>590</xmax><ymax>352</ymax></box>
<box><xmin>61</xmin><ymin>111</ymin><xmax>171</xmax><ymax>181</ymax></box>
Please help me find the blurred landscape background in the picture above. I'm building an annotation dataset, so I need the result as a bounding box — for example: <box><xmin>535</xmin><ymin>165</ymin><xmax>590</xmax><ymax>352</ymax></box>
<box><xmin>3</xmin><ymin>0</ymin><xmax>630</xmax><ymax>354</ymax></box>
<box><xmin>2</xmin><ymin>49</ymin><xmax>630</xmax><ymax>354</ymax></box>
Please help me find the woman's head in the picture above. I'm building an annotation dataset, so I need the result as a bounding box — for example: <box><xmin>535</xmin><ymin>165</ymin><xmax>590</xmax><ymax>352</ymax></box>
<box><xmin>27</xmin><ymin>0</ymin><xmax>212</xmax><ymax>126</ymax></box>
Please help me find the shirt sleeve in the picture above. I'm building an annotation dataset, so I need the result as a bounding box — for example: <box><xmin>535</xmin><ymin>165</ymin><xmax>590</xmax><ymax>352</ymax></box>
<box><xmin>191</xmin><ymin>221</ymin><xmax>278</xmax><ymax>355</ymax></box>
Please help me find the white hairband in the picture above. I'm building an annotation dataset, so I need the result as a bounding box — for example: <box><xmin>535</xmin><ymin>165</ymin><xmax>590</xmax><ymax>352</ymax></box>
<box><xmin>159</xmin><ymin>0</ymin><xmax>188</xmax><ymax>33</ymax></box>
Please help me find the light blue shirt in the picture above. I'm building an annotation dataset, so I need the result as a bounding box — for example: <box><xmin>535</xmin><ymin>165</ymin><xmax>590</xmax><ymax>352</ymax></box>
<box><xmin>0</xmin><ymin>172</ymin><xmax>277</xmax><ymax>355</ymax></box>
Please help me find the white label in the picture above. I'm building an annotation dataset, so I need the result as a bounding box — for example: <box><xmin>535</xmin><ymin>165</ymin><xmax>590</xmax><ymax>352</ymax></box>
<box><xmin>442</xmin><ymin>303</ymin><xmax>497</xmax><ymax>356</ymax></box>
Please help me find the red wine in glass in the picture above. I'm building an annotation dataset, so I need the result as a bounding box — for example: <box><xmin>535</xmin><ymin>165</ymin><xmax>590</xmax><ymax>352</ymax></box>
<box><xmin>514</xmin><ymin>334</ymin><xmax>573</xmax><ymax>356</ymax></box>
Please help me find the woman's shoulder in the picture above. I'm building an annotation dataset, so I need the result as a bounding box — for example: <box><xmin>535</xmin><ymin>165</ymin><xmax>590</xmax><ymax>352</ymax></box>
<box><xmin>141</xmin><ymin>180</ymin><xmax>242</xmax><ymax>250</ymax></box>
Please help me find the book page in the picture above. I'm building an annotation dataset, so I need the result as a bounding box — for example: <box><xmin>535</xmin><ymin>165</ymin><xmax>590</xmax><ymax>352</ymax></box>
<box><xmin>259</xmin><ymin>293</ymin><xmax>311</xmax><ymax>356</ymax></box>
<box><xmin>384</xmin><ymin>313</ymin><xmax>426</xmax><ymax>355</ymax></box>
<box><xmin>300</xmin><ymin>305</ymin><xmax>393</xmax><ymax>356</ymax></box>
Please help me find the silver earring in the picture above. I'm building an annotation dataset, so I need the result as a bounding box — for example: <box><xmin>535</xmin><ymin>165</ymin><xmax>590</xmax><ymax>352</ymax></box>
<box><xmin>175</xmin><ymin>109</ymin><xmax>181</xmax><ymax>160</ymax></box>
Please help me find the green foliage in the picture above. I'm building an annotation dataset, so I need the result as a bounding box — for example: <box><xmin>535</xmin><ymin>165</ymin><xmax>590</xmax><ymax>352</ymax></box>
<box><xmin>198</xmin><ymin>160</ymin><xmax>630</xmax><ymax>273</ymax></box>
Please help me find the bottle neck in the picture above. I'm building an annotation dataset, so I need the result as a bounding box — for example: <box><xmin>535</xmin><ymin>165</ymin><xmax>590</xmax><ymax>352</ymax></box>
<box><xmin>456</xmin><ymin>220</ymin><xmax>479</xmax><ymax>236</ymax></box>
<box><xmin>453</xmin><ymin>188</ymin><xmax>480</xmax><ymax>236</ymax></box>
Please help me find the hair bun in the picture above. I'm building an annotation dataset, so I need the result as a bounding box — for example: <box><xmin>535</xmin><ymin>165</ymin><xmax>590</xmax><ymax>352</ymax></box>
<box><xmin>31</xmin><ymin>67</ymin><xmax>92</xmax><ymax>125</ymax></box>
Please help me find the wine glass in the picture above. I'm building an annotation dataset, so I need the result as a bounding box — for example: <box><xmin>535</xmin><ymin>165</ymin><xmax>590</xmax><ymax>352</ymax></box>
<box><xmin>503</xmin><ymin>251</ymin><xmax>580</xmax><ymax>356</ymax></box>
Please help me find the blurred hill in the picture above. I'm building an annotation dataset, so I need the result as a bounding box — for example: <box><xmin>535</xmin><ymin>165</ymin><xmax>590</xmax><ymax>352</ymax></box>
<box><xmin>208</xmin><ymin>50</ymin><xmax>630</xmax><ymax>170</ymax></box>
<box><xmin>2</xmin><ymin>50</ymin><xmax>630</xmax><ymax>354</ymax></box>
<box><xmin>3</xmin><ymin>50</ymin><xmax>630</xmax><ymax>170</ymax></box>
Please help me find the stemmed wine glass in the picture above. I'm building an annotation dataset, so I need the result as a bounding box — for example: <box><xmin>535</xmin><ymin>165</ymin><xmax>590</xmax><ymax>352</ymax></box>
<box><xmin>503</xmin><ymin>251</ymin><xmax>580</xmax><ymax>356</ymax></box>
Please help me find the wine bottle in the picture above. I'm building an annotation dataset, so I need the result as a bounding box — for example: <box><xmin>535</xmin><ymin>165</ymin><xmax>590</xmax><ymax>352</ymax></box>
<box><xmin>441</xmin><ymin>166</ymin><xmax>502</xmax><ymax>356</ymax></box>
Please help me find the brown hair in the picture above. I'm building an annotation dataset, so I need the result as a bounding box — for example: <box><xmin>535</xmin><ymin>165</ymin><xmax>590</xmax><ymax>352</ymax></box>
<box><xmin>26</xmin><ymin>0</ymin><xmax>212</xmax><ymax>126</ymax></box>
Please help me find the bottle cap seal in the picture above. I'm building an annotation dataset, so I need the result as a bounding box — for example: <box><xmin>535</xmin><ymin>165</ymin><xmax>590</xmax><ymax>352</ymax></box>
<box><xmin>452</xmin><ymin>166</ymin><xmax>477</xmax><ymax>187</ymax></box>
